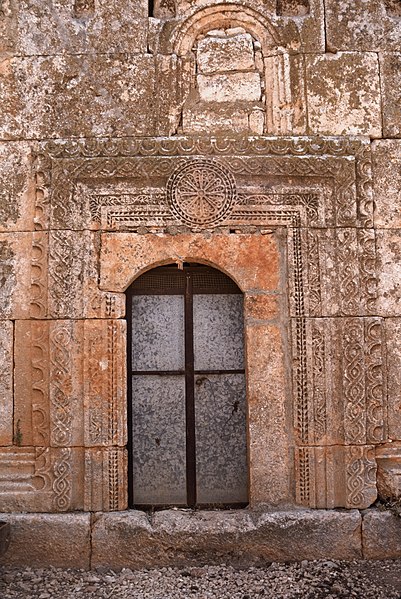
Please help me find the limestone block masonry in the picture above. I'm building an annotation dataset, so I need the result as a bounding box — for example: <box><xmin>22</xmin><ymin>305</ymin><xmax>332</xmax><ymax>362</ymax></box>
<box><xmin>0</xmin><ymin>0</ymin><xmax>401</xmax><ymax>565</ymax></box>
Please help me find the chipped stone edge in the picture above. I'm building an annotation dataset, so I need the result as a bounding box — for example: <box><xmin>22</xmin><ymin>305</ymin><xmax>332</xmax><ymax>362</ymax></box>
<box><xmin>0</xmin><ymin>508</ymin><xmax>396</xmax><ymax>568</ymax></box>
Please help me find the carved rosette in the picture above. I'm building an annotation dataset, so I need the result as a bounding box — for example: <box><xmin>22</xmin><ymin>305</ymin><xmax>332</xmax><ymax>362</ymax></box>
<box><xmin>166</xmin><ymin>159</ymin><xmax>237</xmax><ymax>227</ymax></box>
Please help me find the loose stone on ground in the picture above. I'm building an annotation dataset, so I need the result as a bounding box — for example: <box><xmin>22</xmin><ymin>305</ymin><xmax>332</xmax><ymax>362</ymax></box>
<box><xmin>1</xmin><ymin>561</ymin><xmax>401</xmax><ymax>599</ymax></box>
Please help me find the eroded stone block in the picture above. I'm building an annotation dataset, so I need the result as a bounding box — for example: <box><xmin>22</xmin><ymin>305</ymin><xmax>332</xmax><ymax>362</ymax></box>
<box><xmin>325</xmin><ymin>0</ymin><xmax>401</xmax><ymax>52</ymax></box>
<box><xmin>0</xmin><ymin>513</ymin><xmax>91</xmax><ymax>568</ymax></box>
<box><xmin>1</xmin><ymin>55</ymin><xmax>156</xmax><ymax>140</ymax></box>
<box><xmin>377</xmin><ymin>230</ymin><xmax>401</xmax><ymax>316</ymax></box>
<box><xmin>0</xmin><ymin>142</ymin><xmax>35</xmax><ymax>232</ymax></box>
<box><xmin>306</xmin><ymin>52</ymin><xmax>381</xmax><ymax>137</ymax></box>
<box><xmin>379</xmin><ymin>53</ymin><xmax>401</xmax><ymax>138</ymax></box>
<box><xmin>91</xmin><ymin>509</ymin><xmax>362</xmax><ymax>568</ymax></box>
<box><xmin>14</xmin><ymin>319</ymin><xmax>127</xmax><ymax>450</ymax></box>
<box><xmin>84</xmin><ymin>447</ymin><xmax>128</xmax><ymax>511</ymax></box>
<box><xmin>197</xmin><ymin>72</ymin><xmax>262</xmax><ymax>103</ymax></box>
<box><xmin>197</xmin><ymin>33</ymin><xmax>255</xmax><ymax>74</ymax></box>
<box><xmin>15</xmin><ymin>0</ymin><xmax>147</xmax><ymax>55</ymax></box>
<box><xmin>0</xmin><ymin>233</ymin><xmax>35</xmax><ymax>319</ymax></box>
<box><xmin>246</xmin><ymin>323</ymin><xmax>291</xmax><ymax>505</ymax></box>
<box><xmin>0</xmin><ymin>447</ymin><xmax>84</xmax><ymax>513</ymax></box>
<box><xmin>48</xmin><ymin>230</ymin><xmax>124</xmax><ymax>319</ymax></box>
<box><xmin>293</xmin><ymin>318</ymin><xmax>386</xmax><ymax>447</ymax></box>
<box><xmin>373</xmin><ymin>140</ymin><xmax>401</xmax><ymax>228</ymax></box>
<box><xmin>376</xmin><ymin>444</ymin><xmax>401</xmax><ymax>501</ymax></box>
<box><xmin>14</xmin><ymin>321</ymin><xmax>50</xmax><ymax>447</ymax></box>
<box><xmin>100</xmin><ymin>233</ymin><xmax>281</xmax><ymax>295</ymax></box>
<box><xmin>363</xmin><ymin>510</ymin><xmax>401</xmax><ymax>559</ymax></box>
<box><xmin>301</xmin><ymin>228</ymin><xmax>378</xmax><ymax>317</ymax></box>
<box><xmin>0</xmin><ymin>322</ymin><xmax>13</xmax><ymax>446</ymax></box>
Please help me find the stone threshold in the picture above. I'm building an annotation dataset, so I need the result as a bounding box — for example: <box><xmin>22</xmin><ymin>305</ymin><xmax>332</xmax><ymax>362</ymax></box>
<box><xmin>0</xmin><ymin>508</ymin><xmax>399</xmax><ymax>569</ymax></box>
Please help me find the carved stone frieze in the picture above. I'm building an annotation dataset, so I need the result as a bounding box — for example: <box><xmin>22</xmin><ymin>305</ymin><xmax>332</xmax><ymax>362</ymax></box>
<box><xmin>296</xmin><ymin>317</ymin><xmax>386</xmax><ymax>447</ymax></box>
<box><xmin>295</xmin><ymin>445</ymin><xmax>377</xmax><ymax>509</ymax></box>
<box><xmin>302</xmin><ymin>228</ymin><xmax>378</xmax><ymax>317</ymax></box>
<box><xmin>84</xmin><ymin>448</ymin><xmax>128</xmax><ymax>511</ymax></box>
<box><xmin>47</xmin><ymin>230</ymin><xmax>124</xmax><ymax>319</ymax></box>
<box><xmin>14</xmin><ymin>320</ymin><xmax>127</xmax><ymax>451</ymax></box>
<box><xmin>14</xmin><ymin>321</ymin><xmax>50</xmax><ymax>447</ymax></box>
<box><xmin>34</xmin><ymin>136</ymin><xmax>371</xmax><ymax>231</ymax></box>
<box><xmin>0</xmin><ymin>447</ymin><xmax>84</xmax><ymax>513</ymax></box>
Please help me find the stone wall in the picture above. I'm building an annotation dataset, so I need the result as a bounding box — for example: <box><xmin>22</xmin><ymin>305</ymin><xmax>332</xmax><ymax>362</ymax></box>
<box><xmin>0</xmin><ymin>0</ymin><xmax>400</xmax><ymax>515</ymax></box>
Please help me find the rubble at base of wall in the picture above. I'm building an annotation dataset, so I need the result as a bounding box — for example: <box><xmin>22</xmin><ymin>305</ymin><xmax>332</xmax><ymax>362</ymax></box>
<box><xmin>0</xmin><ymin>508</ymin><xmax>400</xmax><ymax>569</ymax></box>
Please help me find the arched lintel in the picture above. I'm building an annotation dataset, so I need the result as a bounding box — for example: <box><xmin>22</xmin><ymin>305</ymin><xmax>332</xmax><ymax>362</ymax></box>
<box><xmin>169</xmin><ymin>3</ymin><xmax>286</xmax><ymax>56</ymax></box>
<box><xmin>124</xmin><ymin>257</ymin><xmax>245</xmax><ymax>294</ymax></box>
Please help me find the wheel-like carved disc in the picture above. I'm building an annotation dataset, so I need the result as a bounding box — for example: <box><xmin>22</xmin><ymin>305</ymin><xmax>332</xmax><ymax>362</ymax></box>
<box><xmin>166</xmin><ymin>160</ymin><xmax>236</xmax><ymax>226</ymax></box>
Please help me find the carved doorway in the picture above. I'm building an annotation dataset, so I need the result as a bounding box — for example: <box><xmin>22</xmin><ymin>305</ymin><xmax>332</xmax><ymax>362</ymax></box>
<box><xmin>126</xmin><ymin>263</ymin><xmax>248</xmax><ymax>508</ymax></box>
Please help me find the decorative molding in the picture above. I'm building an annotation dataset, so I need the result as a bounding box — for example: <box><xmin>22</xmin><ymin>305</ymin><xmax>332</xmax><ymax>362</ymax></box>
<box><xmin>50</xmin><ymin>324</ymin><xmax>73</xmax><ymax>447</ymax></box>
<box><xmin>52</xmin><ymin>447</ymin><xmax>72</xmax><ymax>511</ymax></box>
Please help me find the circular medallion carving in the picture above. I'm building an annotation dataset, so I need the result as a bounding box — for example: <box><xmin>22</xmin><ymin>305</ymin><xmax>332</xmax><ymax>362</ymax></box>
<box><xmin>166</xmin><ymin>160</ymin><xmax>236</xmax><ymax>227</ymax></box>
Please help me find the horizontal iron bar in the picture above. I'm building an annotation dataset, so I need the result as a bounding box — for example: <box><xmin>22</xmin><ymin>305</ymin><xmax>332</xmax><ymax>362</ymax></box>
<box><xmin>132</xmin><ymin>369</ymin><xmax>245</xmax><ymax>376</ymax></box>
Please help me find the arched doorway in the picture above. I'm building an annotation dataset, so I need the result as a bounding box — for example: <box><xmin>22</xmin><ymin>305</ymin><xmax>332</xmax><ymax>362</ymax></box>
<box><xmin>126</xmin><ymin>263</ymin><xmax>248</xmax><ymax>508</ymax></box>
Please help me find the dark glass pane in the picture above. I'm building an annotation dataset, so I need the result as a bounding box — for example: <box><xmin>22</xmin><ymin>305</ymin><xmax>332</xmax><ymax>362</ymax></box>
<box><xmin>131</xmin><ymin>295</ymin><xmax>185</xmax><ymax>371</ymax></box>
<box><xmin>132</xmin><ymin>375</ymin><xmax>187</xmax><ymax>505</ymax></box>
<box><xmin>193</xmin><ymin>294</ymin><xmax>244</xmax><ymax>371</ymax></box>
<box><xmin>195</xmin><ymin>373</ymin><xmax>248</xmax><ymax>504</ymax></box>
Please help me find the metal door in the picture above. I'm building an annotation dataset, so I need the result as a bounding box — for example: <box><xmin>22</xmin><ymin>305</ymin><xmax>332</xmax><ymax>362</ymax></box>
<box><xmin>126</xmin><ymin>264</ymin><xmax>248</xmax><ymax>508</ymax></box>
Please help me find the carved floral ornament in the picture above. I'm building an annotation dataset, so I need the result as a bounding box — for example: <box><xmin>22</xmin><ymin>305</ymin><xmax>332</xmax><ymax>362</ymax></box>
<box><xmin>166</xmin><ymin>159</ymin><xmax>237</xmax><ymax>226</ymax></box>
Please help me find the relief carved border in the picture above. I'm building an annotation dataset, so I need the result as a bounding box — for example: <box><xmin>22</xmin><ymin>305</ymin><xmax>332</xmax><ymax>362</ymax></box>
<box><xmin>28</xmin><ymin>135</ymin><xmax>381</xmax><ymax>510</ymax></box>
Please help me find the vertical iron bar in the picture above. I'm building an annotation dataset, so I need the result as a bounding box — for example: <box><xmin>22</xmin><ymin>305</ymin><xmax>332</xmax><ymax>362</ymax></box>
<box><xmin>184</xmin><ymin>269</ymin><xmax>196</xmax><ymax>507</ymax></box>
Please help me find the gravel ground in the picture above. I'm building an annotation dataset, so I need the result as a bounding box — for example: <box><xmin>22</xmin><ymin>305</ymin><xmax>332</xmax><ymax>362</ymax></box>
<box><xmin>1</xmin><ymin>561</ymin><xmax>401</xmax><ymax>599</ymax></box>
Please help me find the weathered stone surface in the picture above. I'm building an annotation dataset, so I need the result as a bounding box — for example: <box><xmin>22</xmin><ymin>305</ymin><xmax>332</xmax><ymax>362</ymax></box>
<box><xmin>197</xmin><ymin>32</ymin><xmax>255</xmax><ymax>74</ymax></box>
<box><xmin>325</xmin><ymin>0</ymin><xmax>401</xmax><ymax>52</ymax></box>
<box><xmin>183</xmin><ymin>102</ymin><xmax>264</xmax><ymax>134</ymax></box>
<box><xmin>14</xmin><ymin>319</ymin><xmax>127</xmax><ymax>449</ymax></box>
<box><xmin>91</xmin><ymin>509</ymin><xmax>362</xmax><ymax>568</ymax></box>
<box><xmin>0</xmin><ymin>513</ymin><xmax>91</xmax><ymax>568</ymax></box>
<box><xmin>0</xmin><ymin>447</ymin><xmax>85</xmax><ymax>512</ymax></box>
<box><xmin>0</xmin><ymin>233</ymin><xmax>35</xmax><ymax>319</ymax></box>
<box><xmin>377</xmin><ymin>230</ymin><xmax>401</xmax><ymax>316</ymax></box>
<box><xmin>0</xmin><ymin>322</ymin><xmax>13</xmax><ymax>446</ymax></box>
<box><xmin>362</xmin><ymin>510</ymin><xmax>401</xmax><ymax>559</ymax></box>
<box><xmin>100</xmin><ymin>233</ymin><xmax>281</xmax><ymax>294</ymax></box>
<box><xmin>385</xmin><ymin>319</ymin><xmax>401</xmax><ymax>441</ymax></box>
<box><xmin>305</xmin><ymin>52</ymin><xmax>381</xmax><ymax>137</ymax></box>
<box><xmin>376</xmin><ymin>444</ymin><xmax>401</xmax><ymax>501</ymax></box>
<box><xmin>84</xmin><ymin>448</ymin><xmax>128</xmax><ymax>511</ymax></box>
<box><xmin>15</xmin><ymin>1</ymin><xmax>147</xmax><ymax>55</ymax></box>
<box><xmin>379</xmin><ymin>53</ymin><xmax>401</xmax><ymax>138</ymax></box>
<box><xmin>1</xmin><ymin>55</ymin><xmax>156</xmax><ymax>140</ymax></box>
<box><xmin>0</xmin><ymin>142</ymin><xmax>35</xmax><ymax>232</ymax></box>
<box><xmin>246</xmin><ymin>323</ymin><xmax>291</xmax><ymax>505</ymax></box>
<box><xmin>197</xmin><ymin>72</ymin><xmax>262</xmax><ymax>103</ymax></box>
<box><xmin>373</xmin><ymin>140</ymin><xmax>401</xmax><ymax>228</ymax></box>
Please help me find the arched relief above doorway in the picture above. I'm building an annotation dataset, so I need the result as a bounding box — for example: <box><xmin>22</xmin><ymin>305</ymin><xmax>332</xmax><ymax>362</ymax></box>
<box><xmin>155</xmin><ymin>3</ymin><xmax>307</xmax><ymax>135</ymax></box>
